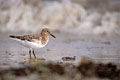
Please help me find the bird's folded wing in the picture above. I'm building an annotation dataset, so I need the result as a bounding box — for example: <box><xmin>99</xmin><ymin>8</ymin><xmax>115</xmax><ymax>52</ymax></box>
<box><xmin>10</xmin><ymin>34</ymin><xmax>41</xmax><ymax>42</ymax></box>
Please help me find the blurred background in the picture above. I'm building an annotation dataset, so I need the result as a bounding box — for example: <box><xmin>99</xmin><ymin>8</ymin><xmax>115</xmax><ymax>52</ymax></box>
<box><xmin>0</xmin><ymin>0</ymin><xmax>120</xmax><ymax>35</ymax></box>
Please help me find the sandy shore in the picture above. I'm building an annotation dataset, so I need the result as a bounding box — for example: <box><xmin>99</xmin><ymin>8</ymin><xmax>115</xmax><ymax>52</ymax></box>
<box><xmin>0</xmin><ymin>32</ymin><xmax>120</xmax><ymax>68</ymax></box>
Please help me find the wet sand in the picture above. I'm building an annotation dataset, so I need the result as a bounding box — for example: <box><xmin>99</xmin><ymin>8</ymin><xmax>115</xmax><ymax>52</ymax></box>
<box><xmin>0</xmin><ymin>32</ymin><xmax>120</xmax><ymax>68</ymax></box>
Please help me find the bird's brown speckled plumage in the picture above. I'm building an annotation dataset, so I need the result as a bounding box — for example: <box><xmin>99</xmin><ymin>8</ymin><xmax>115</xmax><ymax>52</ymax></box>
<box><xmin>10</xmin><ymin>34</ymin><xmax>40</xmax><ymax>41</ymax></box>
<box><xmin>10</xmin><ymin>28</ymin><xmax>55</xmax><ymax>45</ymax></box>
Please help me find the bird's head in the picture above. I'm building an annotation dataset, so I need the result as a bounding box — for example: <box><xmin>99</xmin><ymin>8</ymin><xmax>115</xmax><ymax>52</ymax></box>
<box><xmin>41</xmin><ymin>28</ymin><xmax>56</xmax><ymax>38</ymax></box>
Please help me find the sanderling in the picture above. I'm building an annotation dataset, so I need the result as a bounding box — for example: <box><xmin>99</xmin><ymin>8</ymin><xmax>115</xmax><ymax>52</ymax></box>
<box><xmin>10</xmin><ymin>28</ymin><xmax>56</xmax><ymax>58</ymax></box>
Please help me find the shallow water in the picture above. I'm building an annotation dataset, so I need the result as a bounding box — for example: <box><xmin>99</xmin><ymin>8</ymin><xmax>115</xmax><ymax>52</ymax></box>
<box><xmin>0</xmin><ymin>32</ymin><xmax>120</xmax><ymax>68</ymax></box>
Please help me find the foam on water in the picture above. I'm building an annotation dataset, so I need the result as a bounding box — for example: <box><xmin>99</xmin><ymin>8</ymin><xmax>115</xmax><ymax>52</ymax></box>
<box><xmin>0</xmin><ymin>0</ymin><xmax>120</xmax><ymax>35</ymax></box>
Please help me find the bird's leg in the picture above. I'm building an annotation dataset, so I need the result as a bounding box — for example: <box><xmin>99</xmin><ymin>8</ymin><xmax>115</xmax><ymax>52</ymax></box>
<box><xmin>32</xmin><ymin>49</ymin><xmax>36</xmax><ymax>59</ymax></box>
<box><xmin>29</xmin><ymin>50</ymin><xmax>31</xmax><ymax>58</ymax></box>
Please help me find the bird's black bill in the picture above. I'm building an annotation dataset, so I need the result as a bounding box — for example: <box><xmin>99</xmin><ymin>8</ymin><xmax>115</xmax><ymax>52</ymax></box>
<box><xmin>50</xmin><ymin>34</ymin><xmax>56</xmax><ymax>38</ymax></box>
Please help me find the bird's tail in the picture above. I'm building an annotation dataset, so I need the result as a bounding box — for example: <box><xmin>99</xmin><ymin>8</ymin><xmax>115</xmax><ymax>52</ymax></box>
<box><xmin>9</xmin><ymin>35</ymin><xmax>20</xmax><ymax>39</ymax></box>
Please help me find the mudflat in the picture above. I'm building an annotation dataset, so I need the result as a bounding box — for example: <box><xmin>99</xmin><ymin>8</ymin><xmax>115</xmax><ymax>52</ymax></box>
<box><xmin>0</xmin><ymin>32</ymin><xmax>120</xmax><ymax>68</ymax></box>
